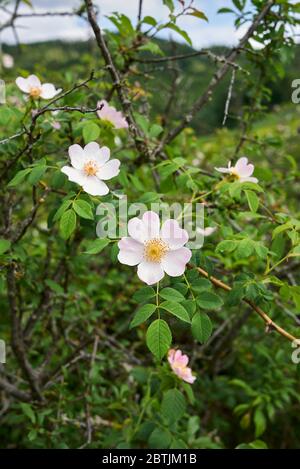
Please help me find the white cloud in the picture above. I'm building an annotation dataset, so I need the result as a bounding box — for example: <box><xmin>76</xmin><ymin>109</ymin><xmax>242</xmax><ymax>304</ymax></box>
<box><xmin>0</xmin><ymin>0</ymin><xmax>241</xmax><ymax>48</ymax></box>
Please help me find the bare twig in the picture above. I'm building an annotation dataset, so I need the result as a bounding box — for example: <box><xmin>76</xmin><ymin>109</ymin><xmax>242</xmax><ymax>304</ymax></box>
<box><xmin>194</xmin><ymin>265</ymin><xmax>298</xmax><ymax>343</ymax></box>
<box><xmin>153</xmin><ymin>0</ymin><xmax>275</xmax><ymax>155</ymax></box>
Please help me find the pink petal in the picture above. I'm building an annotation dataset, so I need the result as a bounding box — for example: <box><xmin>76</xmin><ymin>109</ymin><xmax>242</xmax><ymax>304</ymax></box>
<box><xmin>176</xmin><ymin>354</ymin><xmax>189</xmax><ymax>367</ymax></box>
<box><xmin>99</xmin><ymin>146</ymin><xmax>110</xmax><ymax>165</ymax></box>
<box><xmin>174</xmin><ymin>349</ymin><xmax>183</xmax><ymax>361</ymax></box>
<box><xmin>168</xmin><ymin>349</ymin><xmax>176</xmax><ymax>365</ymax></box>
<box><xmin>235</xmin><ymin>157</ymin><xmax>254</xmax><ymax>177</ymax></box>
<box><xmin>82</xmin><ymin>176</ymin><xmax>109</xmax><ymax>196</ymax></box>
<box><xmin>215</xmin><ymin>166</ymin><xmax>231</xmax><ymax>174</ymax></box>
<box><xmin>161</xmin><ymin>219</ymin><xmax>189</xmax><ymax>250</ymax></box>
<box><xmin>16</xmin><ymin>77</ymin><xmax>30</xmax><ymax>93</ymax></box>
<box><xmin>61</xmin><ymin>166</ymin><xmax>86</xmax><ymax>186</ymax></box>
<box><xmin>137</xmin><ymin>261</ymin><xmax>164</xmax><ymax>285</ymax></box>
<box><xmin>161</xmin><ymin>247</ymin><xmax>191</xmax><ymax>277</ymax></box>
<box><xmin>27</xmin><ymin>74</ymin><xmax>41</xmax><ymax>88</ymax></box>
<box><xmin>197</xmin><ymin>226</ymin><xmax>217</xmax><ymax>237</ymax></box>
<box><xmin>240</xmin><ymin>176</ymin><xmax>258</xmax><ymax>183</ymax></box>
<box><xmin>142</xmin><ymin>211</ymin><xmax>160</xmax><ymax>240</ymax></box>
<box><xmin>97</xmin><ymin>159</ymin><xmax>120</xmax><ymax>180</ymax></box>
<box><xmin>181</xmin><ymin>368</ymin><xmax>196</xmax><ymax>384</ymax></box>
<box><xmin>68</xmin><ymin>144</ymin><xmax>85</xmax><ymax>170</ymax></box>
<box><xmin>118</xmin><ymin>237</ymin><xmax>144</xmax><ymax>266</ymax></box>
<box><xmin>40</xmin><ymin>83</ymin><xmax>60</xmax><ymax>99</ymax></box>
<box><xmin>84</xmin><ymin>142</ymin><xmax>101</xmax><ymax>159</ymax></box>
<box><xmin>128</xmin><ymin>217</ymin><xmax>147</xmax><ymax>243</ymax></box>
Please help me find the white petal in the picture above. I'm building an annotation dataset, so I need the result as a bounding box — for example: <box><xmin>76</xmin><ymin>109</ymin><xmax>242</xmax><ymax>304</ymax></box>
<box><xmin>235</xmin><ymin>157</ymin><xmax>254</xmax><ymax>177</ymax></box>
<box><xmin>128</xmin><ymin>217</ymin><xmax>147</xmax><ymax>243</ymax></box>
<box><xmin>40</xmin><ymin>83</ymin><xmax>59</xmax><ymax>99</ymax></box>
<box><xmin>68</xmin><ymin>144</ymin><xmax>85</xmax><ymax>170</ymax></box>
<box><xmin>142</xmin><ymin>211</ymin><xmax>160</xmax><ymax>240</ymax></box>
<box><xmin>97</xmin><ymin>159</ymin><xmax>120</xmax><ymax>180</ymax></box>
<box><xmin>161</xmin><ymin>247</ymin><xmax>192</xmax><ymax>277</ymax></box>
<box><xmin>160</xmin><ymin>219</ymin><xmax>189</xmax><ymax>250</ymax></box>
<box><xmin>16</xmin><ymin>77</ymin><xmax>30</xmax><ymax>93</ymax></box>
<box><xmin>197</xmin><ymin>226</ymin><xmax>217</xmax><ymax>237</ymax></box>
<box><xmin>99</xmin><ymin>146</ymin><xmax>110</xmax><ymax>165</ymax></box>
<box><xmin>61</xmin><ymin>166</ymin><xmax>86</xmax><ymax>186</ymax></box>
<box><xmin>82</xmin><ymin>176</ymin><xmax>109</xmax><ymax>196</ymax></box>
<box><xmin>137</xmin><ymin>261</ymin><xmax>165</xmax><ymax>285</ymax></box>
<box><xmin>118</xmin><ymin>237</ymin><xmax>144</xmax><ymax>266</ymax></box>
<box><xmin>215</xmin><ymin>166</ymin><xmax>231</xmax><ymax>174</ymax></box>
<box><xmin>84</xmin><ymin>142</ymin><xmax>110</xmax><ymax>166</ymax></box>
<box><xmin>240</xmin><ymin>176</ymin><xmax>258</xmax><ymax>183</ymax></box>
<box><xmin>27</xmin><ymin>75</ymin><xmax>41</xmax><ymax>88</ymax></box>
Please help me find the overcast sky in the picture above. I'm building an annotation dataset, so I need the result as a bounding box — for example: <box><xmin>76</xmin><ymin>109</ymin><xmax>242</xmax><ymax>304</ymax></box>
<box><xmin>0</xmin><ymin>0</ymin><xmax>252</xmax><ymax>49</ymax></box>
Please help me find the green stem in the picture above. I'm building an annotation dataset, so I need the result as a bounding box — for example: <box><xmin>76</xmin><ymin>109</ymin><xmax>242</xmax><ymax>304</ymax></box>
<box><xmin>183</xmin><ymin>272</ymin><xmax>195</xmax><ymax>300</ymax></box>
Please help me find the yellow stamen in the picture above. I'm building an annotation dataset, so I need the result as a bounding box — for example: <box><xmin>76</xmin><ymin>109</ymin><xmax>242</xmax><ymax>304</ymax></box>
<box><xmin>83</xmin><ymin>160</ymin><xmax>98</xmax><ymax>176</ymax></box>
<box><xmin>29</xmin><ymin>87</ymin><xmax>41</xmax><ymax>98</ymax></box>
<box><xmin>144</xmin><ymin>238</ymin><xmax>168</xmax><ymax>263</ymax></box>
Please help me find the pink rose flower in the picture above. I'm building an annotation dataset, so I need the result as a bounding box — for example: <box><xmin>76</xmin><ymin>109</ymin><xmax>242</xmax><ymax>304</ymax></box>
<box><xmin>215</xmin><ymin>157</ymin><xmax>258</xmax><ymax>183</ymax></box>
<box><xmin>2</xmin><ymin>53</ymin><xmax>14</xmax><ymax>69</ymax></box>
<box><xmin>16</xmin><ymin>74</ymin><xmax>61</xmax><ymax>100</ymax></box>
<box><xmin>118</xmin><ymin>211</ymin><xmax>192</xmax><ymax>285</ymax></box>
<box><xmin>97</xmin><ymin>99</ymin><xmax>128</xmax><ymax>129</ymax></box>
<box><xmin>61</xmin><ymin>142</ymin><xmax>120</xmax><ymax>196</ymax></box>
<box><xmin>168</xmin><ymin>349</ymin><xmax>196</xmax><ymax>384</ymax></box>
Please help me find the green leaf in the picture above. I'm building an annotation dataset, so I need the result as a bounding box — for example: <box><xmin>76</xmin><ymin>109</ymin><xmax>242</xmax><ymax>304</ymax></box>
<box><xmin>44</xmin><ymin>279</ymin><xmax>64</xmax><ymax>294</ymax></box>
<box><xmin>28</xmin><ymin>165</ymin><xmax>47</xmax><ymax>185</ymax></box>
<box><xmin>191</xmin><ymin>312</ymin><xmax>212</xmax><ymax>343</ymax></box>
<box><xmin>163</xmin><ymin>0</ymin><xmax>174</xmax><ymax>12</ymax></box>
<box><xmin>146</xmin><ymin>319</ymin><xmax>172</xmax><ymax>360</ymax></box>
<box><xmin>197</xmin><ymin>292</ymin><xmax>223</xmax><ymax>310</ymax></box>
<box><xmin>73</xmin><ymin>200</ymin><xmax>94</xmax><ymax>220</ymax></box>
<box><xmin>20</xmin><ymin>403</ymin><xmax>36</xmax><ymax>424</ymax></box>
<box><xmin>165</xmin><ymin>23</ymin><xmax>192</xmax><ymax>45</ymax></box>
<box><xmin>161</xmin><ymin>389</ymin><xmax>186</xmax><ymax>423</ymax></box>
<box><xmin>181</xmin><ymin>299</ymin><xmax>197</xmax><ymax>318</ymax></box>
<box><xmin>149</xmin><ymin>124</ymin><xmax>163</xmax><ymax>138</ymax></box>
<box><xmin>236</xmin><ymin>239</ymin><xmax>254</xmax><ymax>259</ymax></box>
<box><xmin>142</xmin><ymin>16</ymin><xmax>157</xmax><ymax>27</ymax></box>
<box><xmin>245</xmin><ymin>190</ymin><xmax>259</xmax><ymax>213</ymax></box>
<box><xmin>160</xmin><ymin>287</ymin><xmax>185</xmax><ymax>302</ymax></box>
<box><xmin>53</xmin><ymin>199</ymin><xmax>72</xmax><ymax>222</ymax></box>
<box><xmin>84</xmin><ymin>238</ymin><xmax>110</xmax><ymax>254</ymax></box>
<box><xmin>216</xmin><ymin>240</ymin><xmax>237</xmax><ymax>254</ymax></box>
<box><xmin>148</xmin><ymin>427</ymin><xmax>171</xmax><ymax>449</ymax></box>
<box><xmin>133</xmin><ymin>286</ymin><xmax>156</xmax><ymax>302</ymax></box>
<box><xmin>130</xmin><ymin>304</ymin><xmax>157</xmax><ymax>328</ymax></box>
<box><xmin>82</xmin><ymin>122</ymin><xmax>100</xmax><ymax>143</ymax></box>
<box><xmin>139</xmin><ymin>42</ymin><xmax>163</xmax><ymax>56</ymax></box>
<box><xmin>8</xmin><ymin>168</ymin><xmax>32</xmax><ymax>187</ymax></box>
<box><xmin>160</xmin><ymin>301</ymin><xmax>191</xmax><ymax>323</ymax></box>
<box><xmin>188</xmin><ymin>9</ymin><xmax>208</xmax><ymax>21</ymax></box>
<box><xmin>59</xmin><ymin>209</ymin><xmax>77</xmax><ymax>240</ymax></box>
<box><xmin>190</xmin><ymin>278</ymin><xmax>212</xmax><ymax>294</ymax></box>
<box><xmin>218</xmin><ymin>7</ymin><xmax>234</xmax><ymax>13</ymax></box>
<box><xmin>254</xmin><ymin>408</ymin><xmax>266</xmax><ymax>437</ymax></box>
<box><xmin>0</xmin><ymin>239</ymin><xmax>11</xmax><ymax>255</ymax></box>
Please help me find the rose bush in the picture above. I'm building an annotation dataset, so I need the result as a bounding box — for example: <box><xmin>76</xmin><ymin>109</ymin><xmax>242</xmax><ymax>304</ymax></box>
<box><xmin>0</xmin><ymin>0</ymin><xmax>300</xmax><ymax>450</ymax></box>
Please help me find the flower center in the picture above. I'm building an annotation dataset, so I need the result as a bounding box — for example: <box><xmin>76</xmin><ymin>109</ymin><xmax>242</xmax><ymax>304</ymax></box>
<box><xmin>230</xmin><ymin>170</ymin><xmax>240</xmax><ymax>180</ymax></box>
<box><xmin>83</xmin><ymin>160</ymin><xmax>98</xmax><ymax>176</ymax></box>
<box><xmin>144</xmin><ymin>238</ymin><xmax>168</xmax><ymax>263</ymax></box>
<box><xmin>29</xmin><ymin>87</ymin><xmax>41</xmax><ymax>98</ymax></box>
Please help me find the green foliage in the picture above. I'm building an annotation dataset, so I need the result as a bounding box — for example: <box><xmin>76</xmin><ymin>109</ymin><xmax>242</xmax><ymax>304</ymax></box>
<box><xmin>1</xmin><ymin>0</ymin><xmax>300</xmax><ymax>451</ymax></box>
